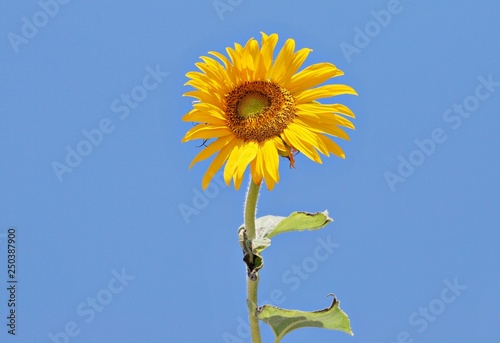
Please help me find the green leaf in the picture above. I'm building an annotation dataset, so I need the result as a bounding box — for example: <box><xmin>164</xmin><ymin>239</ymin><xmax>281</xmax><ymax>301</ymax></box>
<box><xmin>238</xmin><ymin>211</ymin><xmax>333</xmax><ymax>254</ymax></box>
<box><xmin>264</xmin><ymin>211</ymin><xmax>332</xmax><ymax>239</ymax></box>
<box><xmin>257</xmin><ymin>295</ymin><xmax>353</xmax><ymax>342</ymax></box>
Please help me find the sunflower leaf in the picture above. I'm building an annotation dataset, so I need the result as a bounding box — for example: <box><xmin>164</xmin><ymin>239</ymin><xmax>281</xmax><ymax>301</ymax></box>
<box><xmin>266</xmin><ymin>211</ymin><xmax>332</xmax><ymax>239</ymax></box>
<box><xmin>238</xmin><ymin>211</ymin><xmax>333</xmax><ymax>254</ymax></box>
<box><xmin>257</xmin><ymin>295</ymin><xmax>353</xmax><ymax>342</ymax></box>
<box><xmin>242</xmin><ymin>251</ymin><xmax>263</xmax><ymax>276</ymax></box>
<box><xmin>238</xmin><ymin>215</ymin><xmax>282</xmax><ymax>254</ymax></box>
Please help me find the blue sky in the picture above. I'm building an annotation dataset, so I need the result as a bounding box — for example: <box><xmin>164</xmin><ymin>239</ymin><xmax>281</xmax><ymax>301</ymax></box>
<box><xmin>1</xmin><ymin>1</ymin><xmax>499</xmax><ymax>342</ymax></box>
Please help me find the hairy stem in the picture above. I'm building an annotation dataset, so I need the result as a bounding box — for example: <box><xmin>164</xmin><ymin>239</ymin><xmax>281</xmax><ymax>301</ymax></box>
<box><xmin>244</xmin><ymin>180</ymin><xmax>260</xmax><ymax>241</ymax></box>
<box><xmin>244</xmin><ymin>179</ymin><xmax>262</xmax><ymax>343</ymax></box>
<box><xmin>247</xmin><ymin>276</ymin><xmax>261</xmax><ymax>343</ymax></box>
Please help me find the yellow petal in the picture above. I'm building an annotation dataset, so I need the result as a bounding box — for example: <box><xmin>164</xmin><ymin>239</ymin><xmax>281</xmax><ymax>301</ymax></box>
<box><xmin>207</xmin><ymin>50</ymin><xmax>230</xmax><ymax>68</ymax></box>
<box><xmin>224</xmin><ymin>140</ymin><xmax>258</xmax><ymax>185</ymax></box>
<box><xmin>184</xmin><ymin>77</ymin><xmax>214</xmax><ymax>91</ymax></box>
<box><xmin>280</xmin><ymin>47</ymin><xmax>312</xmax><ymax>85</ymax></box>
<box><xmin>294</xmin><ymin>117</ymin><xmax>350</xmax><ymax>140</ymax></box>
<box><xmin>260</xmin><ymin>150</ymin><xmax>278</xmax><ymax>190</ymax></box>
<box><xmin>260</xmin><ymin>32</ymin><xmax>279</xmax><ymax>75</ymax></box>
<box><xmin>234</xmin><ymin>141</ymin><xmax>259</xmax><ymax>189</ymax></box>
<box><xmin>195</xmin><ymin>59</ymin><xmax>225</xmax><ymax>86</ymax></box>
<box><xmin>289</xmin><ymin>63</ymin><xmax>344</xmax><ymax>93</ymax></box>
<box><xmin>198</xmin><ymin>57</ymin><xmax>233</xmax><ymax>93</ymax></box>
<box><xmin>192</xmin><ymin>102</ymin><xmax>226</xmax><ymax>117</ymax></box>
<box><xmin>241</xmin><ymin>38</ymin><xmax>258</xmax><ymax>73</ymax></box>
<box><xmin>295</xmin><ymin>84</ymin><xmax>357</xmax><ymax>103</ymax></box>
<box><xmin>269</xmin><ymin>38</ymin><xmax>295</xmax><ymax>83</ymax></box>
<box><xmin>262</xmin><ymin>139</ymin><xmax>280</xmax><ymax>184</ymax></box>
<box><xmin>272</xmin><ymin>136</ymin><xmax>287</xmax><ymax>152</ymax></box>
<box><xmin>297</xmin><ymin>102</ymin><xmax>353</xmax><ymax>115</ymax></box>
<box><xmin>282</xmin><ymin>124</ymin><xmax>322</xmax><ymax>163</ymax></box>
<box><xmin>182</xmin><ymin>109</ymin><xmax>226</xmax><ymax>125</ymax></box>
<box><xmin>185</xmin><ymin>71</ymin><xmax>206</xmax><ymax>83</ymax></box>
<box><xmin>202</xmin><ymin>140</ymin><xmax>236</xmax><ymax>189</ymax></box>
<box><xmin>223</xmin><ymin>141</ymin><xmax>244</xmax><ymax>185</ymax></box>
<box><xmin>296</xmin><ymin>103</ymin><xmax>356</xmax><ymax>129</ymax></box>
<box><xmin>188</xmin><ymin>135</ymin><xmax>235</xmax><ymax>168</ymax></box>
<box><xmin>208</xmin><ymin>50</ymin><xmax>239</xmax><ymax>85</ymax></box>
<box><xmin>333</xmin><ymin>114</ymin><xmax>355</xmax><ymax>130</ymax></box>
<box><xmin>183</xmin><ymin>90</ymin><xmax>224</xmax><ymax>108</ymax></box>
<box><xmin>182</xmin><ymin>124</ymin><xmax>233</xmax><ymax>142</ymax></box>
<box><xmin>330</xmin><ymin>103</ymin><xmax>356</xmax><ymax>118</ymax></box>
<box><xmin>250</xmin><ymin>150</ymin><xmax>264</xmax><ymax>185</ymax></box>
<box><xmin>317</xmin><ymin>135</ymin><xmax>345</xmax><ymax>158</ymax></box>
<box><xmin>226</xmin><ymin>46</ymin><xmax>243</xmax><ymax>83</ymax></box>
<box><xmin>295</xmin><ymin>107</ymin><xmax>355</xmax><ymax>130</ymax></box>
<box><xmin>287</xmin><ymin>121</ymin><xmax>330</xmax><ymax>156</ymax></box>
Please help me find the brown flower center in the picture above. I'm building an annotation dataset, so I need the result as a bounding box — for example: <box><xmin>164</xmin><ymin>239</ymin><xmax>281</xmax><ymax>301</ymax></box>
<box><xmin>225</xmin><ymin>81</ymin><xmax>296</xmax><ymax>142</ymax></box>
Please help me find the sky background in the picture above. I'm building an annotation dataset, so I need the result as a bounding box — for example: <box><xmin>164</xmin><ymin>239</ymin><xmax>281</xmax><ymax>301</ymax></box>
<box><xmin>1</xmin><ymin>1</ymin><xmax>499</xmax><ymax>342</ymax></box>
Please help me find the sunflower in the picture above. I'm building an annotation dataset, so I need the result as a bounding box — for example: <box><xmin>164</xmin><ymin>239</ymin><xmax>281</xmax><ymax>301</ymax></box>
<box><xmin>182</xmin><ymin>32</ymin><xmax>356</xmax><ymax>190</ymax></box>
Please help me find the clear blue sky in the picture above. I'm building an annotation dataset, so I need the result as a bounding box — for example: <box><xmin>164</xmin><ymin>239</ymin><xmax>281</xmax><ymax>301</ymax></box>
<box><xmin>1</xmin><ymin>1</ymin><xmax>499</xmax><ymax>342</ymax></box>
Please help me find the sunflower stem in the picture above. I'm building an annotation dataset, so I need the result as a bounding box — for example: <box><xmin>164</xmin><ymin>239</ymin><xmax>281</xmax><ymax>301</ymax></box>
<box><xmin>244</xmin><ymin>179</ymin><xmax>262</xmax><ymax>343</ymax></box>
<box><xmin>244</xmin><ymin>180</ymin><xmax>260</xmax><ymax>241</ymax></box>
<box><xmin>247</xmin><ymin>276</ymin><xmax>261</xmax><ymax>343</ymax></box>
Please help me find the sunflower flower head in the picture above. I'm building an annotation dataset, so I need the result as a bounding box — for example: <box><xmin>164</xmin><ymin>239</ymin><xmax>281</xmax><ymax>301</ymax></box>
<box><xmin>182</xmin><ymin>33</ymin><xmax>357</xmax><ymax>191</ymax></box>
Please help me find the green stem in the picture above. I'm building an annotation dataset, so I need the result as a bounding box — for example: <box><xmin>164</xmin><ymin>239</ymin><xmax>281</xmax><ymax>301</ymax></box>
<box><xmin>245</xmin><ymin>180</ymin><xmax>262</xmax><ymax>343</ymax></box>
<box><xmin>248</xmin><ymin>277</ymin><xmax>261</xmax><ymax>343</ymax></box>
<box><xmin>244</xmin><ymin>180</ymin><xmax>260</xmax><ymax>241</ymax></box>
